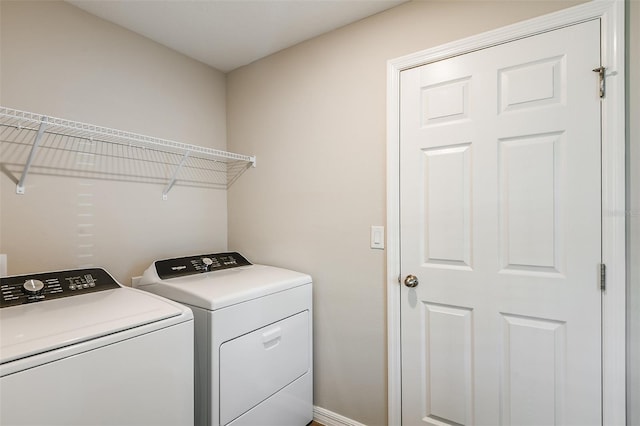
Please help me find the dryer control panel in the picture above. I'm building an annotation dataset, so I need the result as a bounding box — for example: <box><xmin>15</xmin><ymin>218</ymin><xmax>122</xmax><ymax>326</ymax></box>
<box><xmin>0</xmin><ymin>268</ymin><xmax>121</xmax><ymax>308</ymax></box>
<box><xmin>155</xmin><ymin>252</ymin><xmax>252</xmax><ymax>280</ymax></box>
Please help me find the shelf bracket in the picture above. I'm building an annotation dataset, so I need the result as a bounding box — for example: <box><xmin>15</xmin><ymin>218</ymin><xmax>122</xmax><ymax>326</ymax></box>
<box><xmin>16</xmin><ymin>116</ymin><xmax>48</xmax><ymax>195</ymax></box>
<box><xmin>162</xmin><ymin>151</ymin><xmax>190</xmax><ymax>200</ymax></box>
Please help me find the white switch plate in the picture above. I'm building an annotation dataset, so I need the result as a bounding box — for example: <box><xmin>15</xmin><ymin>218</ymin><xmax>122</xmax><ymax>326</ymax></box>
<box><xmin>0</xmin><ymin>254</ymin><xmax>7</xmax><ymax>277</ymax></box>
<box><xmin>370</xmin><ymin>226</ymin><xmax>385</xmax><ymax>250</ymax></box>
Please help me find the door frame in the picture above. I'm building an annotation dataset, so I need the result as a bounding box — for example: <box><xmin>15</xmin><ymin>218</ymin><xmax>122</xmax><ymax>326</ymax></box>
<box><xmin>385</xmin><ymin>1</ymin><xmax>626</xmax><ymax>425</ymax></box>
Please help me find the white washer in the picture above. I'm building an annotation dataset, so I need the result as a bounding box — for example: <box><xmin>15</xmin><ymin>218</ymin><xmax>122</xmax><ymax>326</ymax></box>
<box><xmin>135</xmin><ymin>252</ymin><xmax>313</xmax><ymax>426</ymax></box>
<box><xmin>0</xmin><ymin>267</ymin><xmax>194</xmax><ymax>426</ymax></box>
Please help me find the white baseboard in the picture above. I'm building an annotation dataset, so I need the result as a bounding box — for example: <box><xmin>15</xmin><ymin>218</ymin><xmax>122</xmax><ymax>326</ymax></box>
<box><xmin>313</xmin><ymin>406</ymin><xmax>367</xmax><ymax>426</ymax></box>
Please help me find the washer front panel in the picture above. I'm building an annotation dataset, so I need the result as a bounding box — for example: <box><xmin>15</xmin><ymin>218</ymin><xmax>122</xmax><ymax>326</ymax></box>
<box><xmin>0</xmin><ymin>286</ymin><xmax>187</xmax><ymax>364</ymax></box>
<box><xmin>1</xmin><ymin>312</ymin><xmax>194</xmax><ymax>426</ymax></box>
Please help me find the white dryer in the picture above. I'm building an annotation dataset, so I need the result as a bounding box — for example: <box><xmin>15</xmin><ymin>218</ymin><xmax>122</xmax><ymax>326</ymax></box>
<box><xmin>0</xmin><ymin>267</ymin><xmax>194</xmax><ymax>426</ymax></box>
<box><xmin>135</xmin><ymin>252</ymin><xmax>313</xmax><ymax>426</ymax></box>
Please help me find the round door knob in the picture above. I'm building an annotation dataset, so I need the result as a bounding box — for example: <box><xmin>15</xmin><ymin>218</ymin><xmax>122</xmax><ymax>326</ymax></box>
<box><xmin>23</xmin><ymin>279</ymin><xmax>45</xmax><ymax>295</ymax></box>
<box><xmin>404</xmin><ymin>275</ymin><xmax>419</xmax><ymax>288</ymax></box>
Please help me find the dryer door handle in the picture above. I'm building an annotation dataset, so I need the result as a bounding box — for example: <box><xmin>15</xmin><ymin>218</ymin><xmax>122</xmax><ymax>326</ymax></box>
<box><xmin>262</xmin><ymin>327</ymin><xmax>282</xmax><ymax>350</ymax></box>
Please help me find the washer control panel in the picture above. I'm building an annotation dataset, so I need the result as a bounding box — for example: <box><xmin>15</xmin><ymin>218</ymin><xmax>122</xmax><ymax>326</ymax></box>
<box><xmin>0</xmin><ymin>268</ymin><xmax>121</xmax><ymax>308</ymax></box>
<box><xmin>155</xmin><ymin>252</ymin><xmax>252</xmax><ymax>280</ymax></box>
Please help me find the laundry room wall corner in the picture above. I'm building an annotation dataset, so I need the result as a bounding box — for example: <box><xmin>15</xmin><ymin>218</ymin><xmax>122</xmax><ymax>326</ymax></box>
<box><xmin>0</xmin><ymin>1</ymin><xmax>229</xmax><ymax>282</ymax></box>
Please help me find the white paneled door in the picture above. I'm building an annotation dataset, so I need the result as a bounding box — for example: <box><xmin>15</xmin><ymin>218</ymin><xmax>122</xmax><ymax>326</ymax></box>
<box><xmin>400</xmin><ymin>20</ymin><xmax>602</xmax><ymax>425</ymax></box>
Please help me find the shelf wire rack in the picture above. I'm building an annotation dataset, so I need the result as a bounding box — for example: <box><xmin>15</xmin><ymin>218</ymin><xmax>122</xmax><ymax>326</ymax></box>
<box><xmin>0</xmin><ymin>107</ymin><xmax>256</xmax><ymax>199</ymax></box>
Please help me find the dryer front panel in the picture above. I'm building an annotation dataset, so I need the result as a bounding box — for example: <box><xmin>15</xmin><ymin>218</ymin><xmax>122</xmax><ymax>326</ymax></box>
<box><xmin>219</xmin><ymin>310</ymin><xmax>310</xmax><ymax>425</ymax></box>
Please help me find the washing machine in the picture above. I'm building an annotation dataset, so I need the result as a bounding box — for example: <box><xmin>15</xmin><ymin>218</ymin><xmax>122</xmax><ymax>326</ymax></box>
<box><xmin>134</xmin><ymin>252</ymin><xmax>313</xmax><ymax>426</ymax></box>
<box><xmin>0</xmin><ymin>267</ymin><xmax>194</xmax><ymax>425</ymax></box>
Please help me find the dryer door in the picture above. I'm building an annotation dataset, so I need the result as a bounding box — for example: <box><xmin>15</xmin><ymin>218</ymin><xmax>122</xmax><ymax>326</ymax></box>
<box><xmin>219</xmin><ymin>310</ymin><xmax>310</xmax><ymax>425</ymax></box>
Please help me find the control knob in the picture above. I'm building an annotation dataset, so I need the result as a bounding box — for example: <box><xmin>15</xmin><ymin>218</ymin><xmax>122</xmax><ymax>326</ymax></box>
<box><xmin>202</xmin><ymin>257</ymin><xmax>214</xmax><ymax>271</ymax></box>
<box><xmin>23</xmin><ymin>279</ymin><xmax>45</xmax><ymax>295</ymax></box>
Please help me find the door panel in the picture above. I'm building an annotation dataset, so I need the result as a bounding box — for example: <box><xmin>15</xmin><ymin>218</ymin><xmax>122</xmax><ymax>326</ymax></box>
<box><xmin>423</xmin><ymin>144</ymin><xmax>472</xmax><ymax>268</ymax></box>
<box><xmin>500</xmin><ymin>314</ymin><xmax>566</xmax><ymax>426</ymax></box>
<box><xmin>423</xmin><ymin>303</ymin><xmax>474</xmax><ymax>425</ymax></box>
<box><xmin>400</xmin><ymin>20</ymin><xmax>602</xmax><ymax>425</ymax></box>
<box><xmin>499</xmin><ymin>132</ymin><xmax>560</xmax><ymax>272</ymax></box>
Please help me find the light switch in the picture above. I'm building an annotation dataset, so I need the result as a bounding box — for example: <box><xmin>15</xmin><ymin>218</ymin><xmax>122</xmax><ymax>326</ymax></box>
<box><xmin>370</xmin><ymin>226</ymin><xmax>385</xmax><ymax>250</ymax></box>
<box><xmin>0</xmin><ymin>254</ymin><xmax>6</xmax><ymax>277</ymax></box>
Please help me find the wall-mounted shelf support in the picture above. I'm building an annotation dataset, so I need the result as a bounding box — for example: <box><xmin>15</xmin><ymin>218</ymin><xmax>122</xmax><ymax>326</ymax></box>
<box><xmin>0</xmin><ymin>106</ymin><xmax>256</xmax><ymax>196</ymax></box>
<box><xmin>16</xmin><ymin>116</ymin><xmax>48</xmax><ymax>194</ymax></box>
<box><xmin>163</xmin><ymin>151</ymin><xmax>190</xmax><ymax>200</ymax></box>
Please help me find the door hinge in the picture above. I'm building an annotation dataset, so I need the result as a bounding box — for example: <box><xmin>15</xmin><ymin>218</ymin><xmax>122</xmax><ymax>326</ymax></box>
<box><xmin>599</xmin><ymin>263</ymin><xmax>606</xmax><ymax>291</ymax></box>
<box><xmin>592</xmin><ymin>66</ymin><xmax>605</xmax><ymax>99</ymax></box>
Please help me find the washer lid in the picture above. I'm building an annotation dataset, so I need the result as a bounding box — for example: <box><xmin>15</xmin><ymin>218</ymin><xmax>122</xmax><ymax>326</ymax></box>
<box><xmin>0</xmin><ymin>287</ymin><xmax>190</xmax><ymax>364</ymax></box>
<box><xmin>139</xmin><ymin>264</ymin><xmax>311</xmax><ymax>310</ymax></box>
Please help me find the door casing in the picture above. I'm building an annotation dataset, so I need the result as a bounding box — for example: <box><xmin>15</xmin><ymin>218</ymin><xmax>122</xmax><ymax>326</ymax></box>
<box><xmin>385</xmin><ymin>1</ymin><xmax>626</xmax><ymax>425</ymax></box>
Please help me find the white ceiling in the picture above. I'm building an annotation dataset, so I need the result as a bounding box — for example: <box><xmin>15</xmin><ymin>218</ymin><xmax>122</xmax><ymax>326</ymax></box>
<box><xmin>67</xmin><ymin>0</ymin><xmax>407</xmax><ymax>73</ymax></box>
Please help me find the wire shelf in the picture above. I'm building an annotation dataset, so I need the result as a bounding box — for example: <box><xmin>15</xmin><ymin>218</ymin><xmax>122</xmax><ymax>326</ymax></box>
<box><xmin>0</xmin><ymin>106</ymin><xmax>256</xmax><ymax>198</ymax></box>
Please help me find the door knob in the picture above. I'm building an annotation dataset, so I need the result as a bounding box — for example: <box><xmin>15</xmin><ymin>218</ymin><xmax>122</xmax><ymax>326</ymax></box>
<box><xmin>404</xmin><ymin>275</ymin><xmax>419</xmax><ymax>288</ymax></box>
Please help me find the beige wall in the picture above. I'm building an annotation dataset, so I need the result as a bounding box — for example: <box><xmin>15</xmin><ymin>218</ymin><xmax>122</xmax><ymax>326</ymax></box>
<box><xmin>227</xmin><ymin>1</ymin><xmax>597</xmax><ymax>424</ymax></box>
<box><xmin>0</xmin><ymin>1</ymin><xmax>228</xmax><ymax>282</ymax></box>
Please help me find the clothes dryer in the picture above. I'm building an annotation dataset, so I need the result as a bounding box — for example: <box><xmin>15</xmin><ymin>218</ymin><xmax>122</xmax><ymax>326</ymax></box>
<box><xmin>0</xmin><ymin>267</ymin><xmax>194</xmax><ymax>426</ymax></box>
<box><xmin>135</xmin><ymin>252</ymin><xmax>313</xmax><ymax>426</ymax></box>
